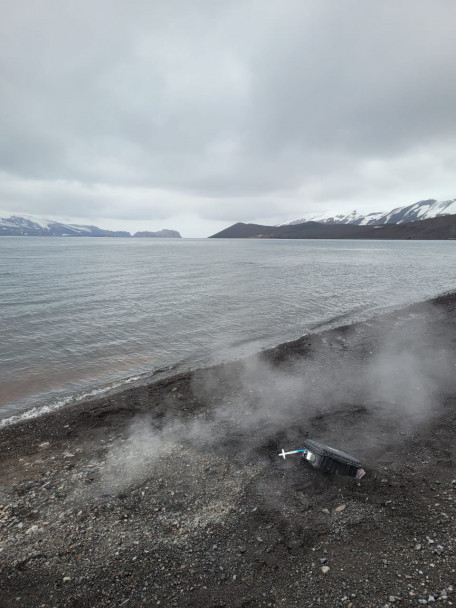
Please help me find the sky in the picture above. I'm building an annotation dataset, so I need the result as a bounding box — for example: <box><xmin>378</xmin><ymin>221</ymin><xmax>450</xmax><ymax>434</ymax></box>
<box><xmin>1</xmin><ymin>1</ymin><xmax>455</xmax><ymax>237</ymax></box>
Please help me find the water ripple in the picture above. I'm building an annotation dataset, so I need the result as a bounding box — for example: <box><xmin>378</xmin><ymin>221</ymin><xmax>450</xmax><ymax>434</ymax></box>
<box><xmin>1</xmin><ymin>237</ymin><xmax>456</xmax><ymax>422</ymax></box>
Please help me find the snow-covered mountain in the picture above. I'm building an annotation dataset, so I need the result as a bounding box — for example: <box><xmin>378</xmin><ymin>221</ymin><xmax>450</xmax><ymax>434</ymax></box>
<box><xmin>0</xmin><ymin>214</ymin><xmax>131</xmax><ymax>237</ymax></box>
<box><xmin>284</xmin><ymin>198</ymin><xmax>456</xmax><ymax>226</ymax></box>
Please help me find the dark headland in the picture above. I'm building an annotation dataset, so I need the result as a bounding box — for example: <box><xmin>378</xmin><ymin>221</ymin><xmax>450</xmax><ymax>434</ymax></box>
<box><xmin>210</xmin><ymin>214</ymin><xmax>456</xmax><ymax>239</ymax></box>
<box><xmin>1</xmin><ymin>293</ymin><xmax>456</xmax><ymax>607</ymax></box>
<box><xmin>133</xmin><ymin>230</ymin><xmax>181</xmax><ymax>238</ymax></box>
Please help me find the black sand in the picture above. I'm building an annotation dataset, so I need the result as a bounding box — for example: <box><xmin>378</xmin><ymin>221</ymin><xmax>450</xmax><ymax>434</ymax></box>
<box><xmin>1</xmin><ymin>294</ymin><xmax>455</xmax><ymax>607</ymax></box>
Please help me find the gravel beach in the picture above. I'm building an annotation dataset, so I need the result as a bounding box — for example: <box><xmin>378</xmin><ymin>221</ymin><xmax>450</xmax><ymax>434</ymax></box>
<box><xmin>1</xmin><ymin>293</ymin><xmax>455</xmax><ymax>608</ymax></box>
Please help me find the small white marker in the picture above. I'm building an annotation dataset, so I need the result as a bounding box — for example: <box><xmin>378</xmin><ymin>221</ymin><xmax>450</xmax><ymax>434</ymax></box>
<box><xmin>279</xmin><ymin>448</ymin><xmax>306</xmax><ymax>459</ymax></box>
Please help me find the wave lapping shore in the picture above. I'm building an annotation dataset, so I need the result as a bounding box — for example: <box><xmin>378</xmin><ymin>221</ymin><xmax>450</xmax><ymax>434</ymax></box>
<box><xmin>1</xmin><ymin>293</ymin><xmax>456</xmax><ymax>607</ymax></box>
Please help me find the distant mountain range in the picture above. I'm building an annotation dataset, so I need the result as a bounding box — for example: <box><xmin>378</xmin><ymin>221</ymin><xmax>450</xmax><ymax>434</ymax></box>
<box><xmin>211</xmin><ymin>197</ymin><xmax>456</xmax><ymax>240</ymax></box>
<box><xmin>0</xmin><ymin>214</ymin><xmax>181</xmax><ymax>238</ymax></box>
<box><xmin>282</xmin><ymin>198</ymin><xmax>456</xmax><ymax>226</ymax></box>
<box><xmin>211</xmin><ymin>214</ymin><xmax>456</xmax><ymax>240</ymax></box>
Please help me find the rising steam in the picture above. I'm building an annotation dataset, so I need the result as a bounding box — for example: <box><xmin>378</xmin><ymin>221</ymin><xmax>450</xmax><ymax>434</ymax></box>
<box><xmin>97</xmin><ymin>302</ymin><xmax>455</xmax><ymax>494</ymax></box>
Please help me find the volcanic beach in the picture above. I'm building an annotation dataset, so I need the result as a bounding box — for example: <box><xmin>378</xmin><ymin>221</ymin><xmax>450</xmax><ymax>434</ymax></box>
<box><xmin>1</xmin><ymin>293</ymin><xmax>455</xmax><ymax>607</ymax></box>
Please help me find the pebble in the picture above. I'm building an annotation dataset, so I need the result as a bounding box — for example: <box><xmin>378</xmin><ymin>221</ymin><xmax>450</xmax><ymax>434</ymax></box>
<box><xmin>25</xmin><ymin>525</ymin><xmax>39</xmax><ymax>535</ymax></box>
<box><xmin>335</xmin><ymin>504</ymin><xmax>346</xmax><ymax>513</ymax></box>
<box><xmin>321</xmin><ymin>566</ymin><xmax>330</xmax><ymax>574</ymax></box>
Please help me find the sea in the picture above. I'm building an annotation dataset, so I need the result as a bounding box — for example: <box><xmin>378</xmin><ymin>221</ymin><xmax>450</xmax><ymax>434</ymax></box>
<box><xmin>1</xmin><ymin>237</ymin><xmax>455</xmax><ymax>425</ymax></box>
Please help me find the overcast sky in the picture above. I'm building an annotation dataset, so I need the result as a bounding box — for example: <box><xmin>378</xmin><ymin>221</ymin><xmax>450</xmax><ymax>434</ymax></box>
<box><xmin>1</xmin><ymin>1</ymin><xmax>455</xmax><ymax>237</ymax></box>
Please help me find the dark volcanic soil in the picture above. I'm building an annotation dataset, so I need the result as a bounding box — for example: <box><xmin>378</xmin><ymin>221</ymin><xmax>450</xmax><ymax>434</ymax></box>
<box><xmin>1</xmin><ymin>294</ymin><xmax>456</xmax><ymax>608</ymax></box>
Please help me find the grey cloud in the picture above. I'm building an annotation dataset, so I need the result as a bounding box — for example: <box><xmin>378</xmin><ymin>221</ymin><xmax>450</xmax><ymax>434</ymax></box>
<box><xmin>1</xmin><ymin>0</ymin><xmax>456</xmax><ymax>230</ymax></box>
<box><xmin>249</xmin><ymin>2</ymin><xmax>456</xmax><ymax>144</ymax></box>
<box><xmin>0</xmin><ymin>174</ymin><xmax>181</xmax><ymax>221</ymax></box>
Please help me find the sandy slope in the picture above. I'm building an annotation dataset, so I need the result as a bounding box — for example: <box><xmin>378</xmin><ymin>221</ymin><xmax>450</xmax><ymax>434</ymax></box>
<box><xmin>1</xmin><ymin>294</ymin><xmax>456</xmax><ymax>607</ymax></box>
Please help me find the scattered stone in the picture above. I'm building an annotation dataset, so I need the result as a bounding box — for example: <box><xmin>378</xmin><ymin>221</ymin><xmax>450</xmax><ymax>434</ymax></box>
<box><xmin>25</xmin><ymin>525</ymin><xmax>39</xmax><ymax>535</ymax></box>
<box><xmin>1</xmin><ymin>296</ymin><xmax>456</xmax><ymax>608</ymax></box>
<box><xmin>321</xmin><ymin>566</ymin><xmax>330</xmax><ymax>574</ymax></box>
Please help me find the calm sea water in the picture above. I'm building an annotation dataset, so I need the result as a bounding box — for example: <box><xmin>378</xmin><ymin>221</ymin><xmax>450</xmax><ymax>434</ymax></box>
<box><xmin>1</xmin><ymin>237</ymin><xmax>455</xmax><ymax>424</ymax></box>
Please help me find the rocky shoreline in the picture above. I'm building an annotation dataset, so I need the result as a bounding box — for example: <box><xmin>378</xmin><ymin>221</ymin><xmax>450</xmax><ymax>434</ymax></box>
<box><xmin>1</xmin><ymin>293</ymin><xmax>456</xmax><ymax>607</ymax></box>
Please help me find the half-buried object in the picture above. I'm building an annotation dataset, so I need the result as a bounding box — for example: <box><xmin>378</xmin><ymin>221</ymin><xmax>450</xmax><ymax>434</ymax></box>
<box><xmin>279</xmin><ymin>439</ymin><xmax>365</xmax><ymax>479</ymax></box>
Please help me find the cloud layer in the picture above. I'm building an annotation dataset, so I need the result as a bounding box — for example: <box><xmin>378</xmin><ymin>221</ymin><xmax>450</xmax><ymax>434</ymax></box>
<box><xmin>1</xmin><ymin>1</ymin><xmax>456</xmax><ymax>235</ymax></box>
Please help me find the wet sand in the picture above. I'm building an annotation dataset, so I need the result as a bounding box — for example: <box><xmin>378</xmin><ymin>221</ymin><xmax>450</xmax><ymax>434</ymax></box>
<box><xmin>1</xmin><ymin>293</ymin><xmax>456</xmax><ymax>607</ymax></box>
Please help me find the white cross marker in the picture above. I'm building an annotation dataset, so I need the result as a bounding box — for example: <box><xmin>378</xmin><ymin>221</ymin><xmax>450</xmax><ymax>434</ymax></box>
<box><xmin>278</xmin><ymin>448</ymin><xmax>306</xmax><ymax>459</ymax></box>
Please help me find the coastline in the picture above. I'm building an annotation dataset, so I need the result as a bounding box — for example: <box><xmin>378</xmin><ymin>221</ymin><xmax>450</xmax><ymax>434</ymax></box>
<box><xmin>1</xmin><ymin>293</ymin><xmax>456</xmax><ymax>607</ymax></box>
